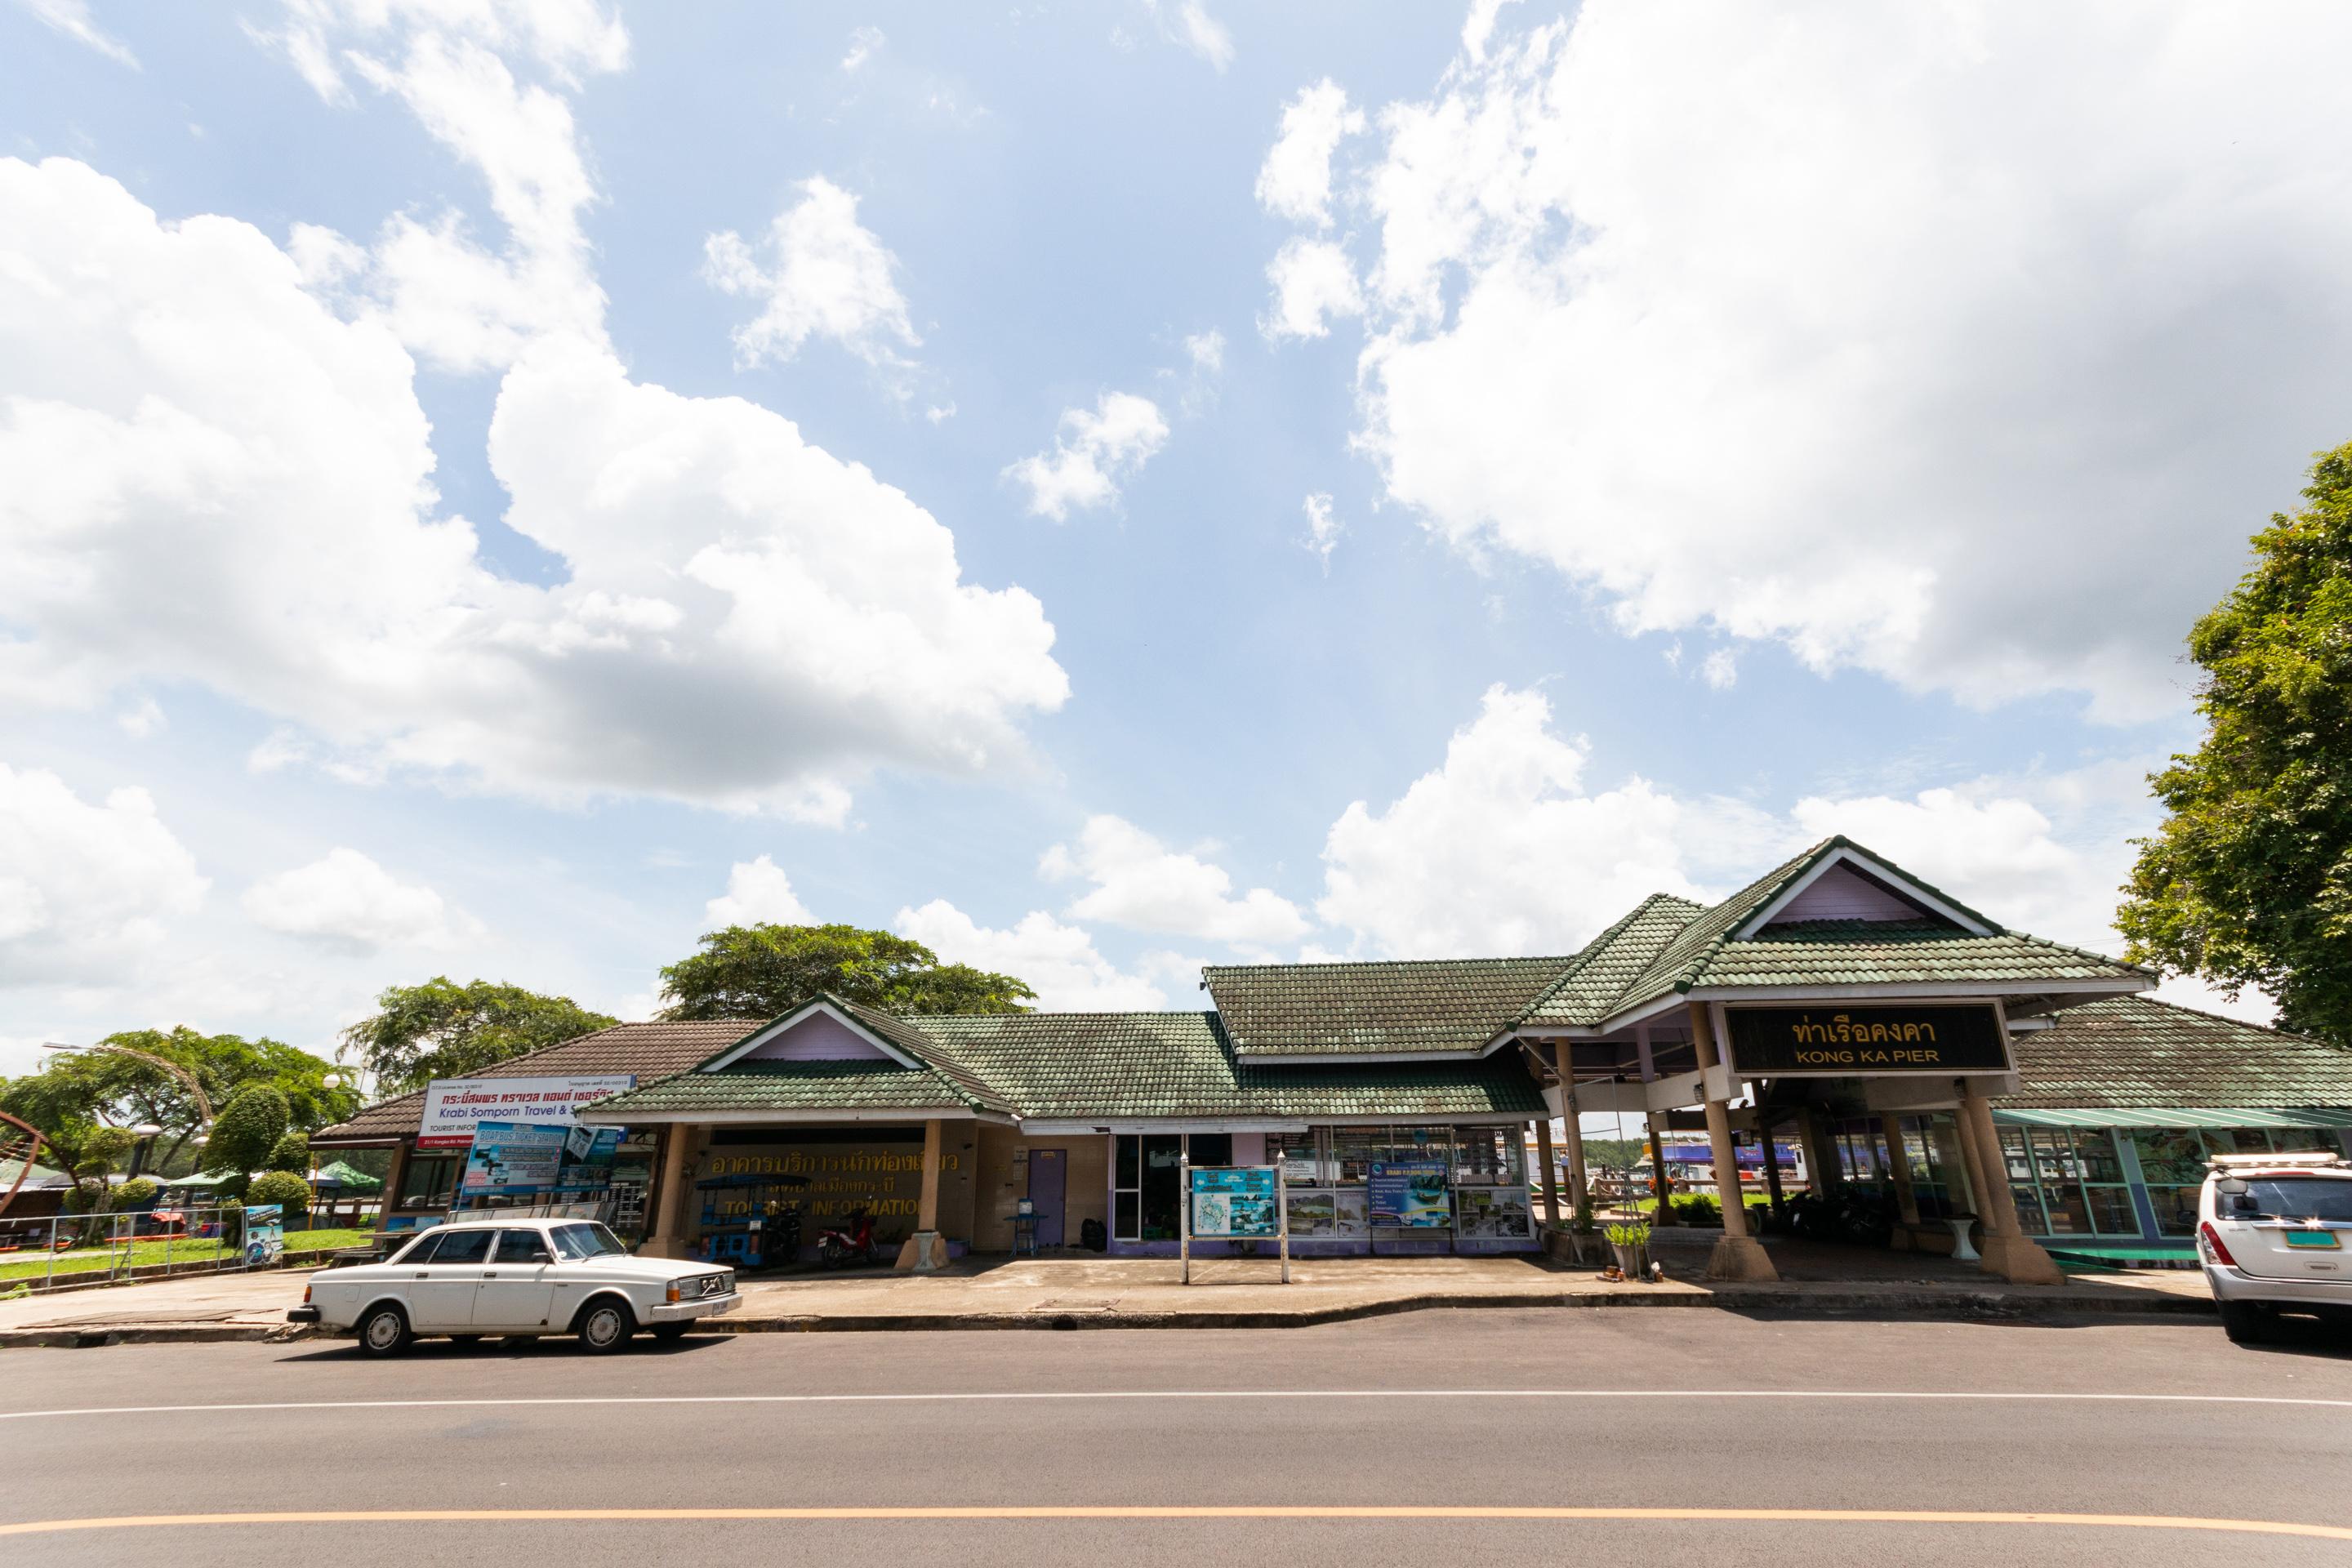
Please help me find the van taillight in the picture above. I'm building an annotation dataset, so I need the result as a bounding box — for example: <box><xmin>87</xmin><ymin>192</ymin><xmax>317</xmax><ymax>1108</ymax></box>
<box><xmin>2200</xmin><ymin>1222</ymin><xmax>2238</xmax><ymax>1268</ymax></box>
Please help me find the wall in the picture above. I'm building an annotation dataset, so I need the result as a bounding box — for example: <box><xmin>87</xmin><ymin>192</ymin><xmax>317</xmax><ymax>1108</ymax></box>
<box><xmin>973</xmin><ymin>1126</ymin><xmax>1110</xmax><ymax>1251</ymax></box>
<box><xmin>735</xmin><ymin>1011</ymin><xmax>893</xmax><ymax>1062</ymax></box>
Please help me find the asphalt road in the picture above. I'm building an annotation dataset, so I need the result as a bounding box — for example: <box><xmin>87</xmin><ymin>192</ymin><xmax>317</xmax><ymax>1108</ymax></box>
<box><xmin>7</xmin><ymin>1308</ymin><xmax>2352</xmax><ymax>1567</ymax></box>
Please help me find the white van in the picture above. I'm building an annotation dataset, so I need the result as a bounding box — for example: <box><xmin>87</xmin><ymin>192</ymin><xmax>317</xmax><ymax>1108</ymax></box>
<box><xmin>2196</xmin><ymin>1152</ymin><xmax>2352</xmax><ymax>1344</ymax></box>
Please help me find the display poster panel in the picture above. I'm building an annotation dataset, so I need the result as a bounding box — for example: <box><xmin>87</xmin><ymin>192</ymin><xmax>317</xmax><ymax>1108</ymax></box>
<box><xmin>241</xmin><ymin>1204</ymin><xmax>284</xmax><ymax>1266</ymax></box>
<box><xmin>1370</xmin><ymin>1160</ymin><xmax>1452</xmax><ymax>1228</ymax></box>
<box><xmin>459</xmin><ymin>1120</ymin><xmax>568</xmax><ymax>1196</ymax></box>
<box><xmin>1725</xmin><ymin>1005</ymin><xmax>2009</xmax><ymax>1076</ymax></box>
<box><xmin>1190</xmin><ymin>1166</ymin><xmax>1280</xmax><ymax>1238</ymax></box>
<box><xmin>556</xmin><ymin>1126</ymin><xmax>623</xmax><ymax>1191</ymax></box>
<box><xmin>1456</xmin><ymin>1187</ymin><xmax>1534</xmax><ymax>1239</ymax></box>
<box><xmin>417</xmin><ymin>1075</ymin><xmax>638</xmax><ymax>1148</ymax></box>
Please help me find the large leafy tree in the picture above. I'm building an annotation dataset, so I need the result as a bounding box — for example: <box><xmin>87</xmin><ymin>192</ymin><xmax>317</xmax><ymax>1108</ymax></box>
<box><xmin>0</xmin><ymin>1027</ymin><xmax>359</xmax><ymax>1174</ymax></box>
<box><xmin>2119</xmin><ymin>440</ymin><xmax>2352</xmax><ymax>1043</ymax></box>
<box><xmin>202</xmin><ymin>1083</ymin><xmax>291</xmax><ymax>1197</ymax></box>
<box><xmin>659</xmin><ymin>924</ymin><xmax>1035</xmax><ymax>1021</ymax></box>
<box><xmin>339</xmin><ymin>979</ymin><xmax>618</xmax><ymax>1094</ymax></box>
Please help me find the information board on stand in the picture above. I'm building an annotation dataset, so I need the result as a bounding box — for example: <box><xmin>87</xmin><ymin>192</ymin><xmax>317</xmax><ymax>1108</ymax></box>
<box><xmin>1181</xmin><ymin>1160</ymin><xmax>1290</xmax><ymax>1285</ymax></box>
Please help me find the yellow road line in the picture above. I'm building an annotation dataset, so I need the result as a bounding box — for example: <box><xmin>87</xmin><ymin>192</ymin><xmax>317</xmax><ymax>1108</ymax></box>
<box><xmin>2</xmin><ymin>1507</ymin><xmax>2349</xmax><ymax>1540</ymax></box>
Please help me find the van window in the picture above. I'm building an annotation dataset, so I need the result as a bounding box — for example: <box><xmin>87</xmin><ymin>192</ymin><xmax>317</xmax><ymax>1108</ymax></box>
<box><xmin>2221</xmin><ymin>1179</ymin><xmax>2352</xmax><ymax>1223</ymax></box>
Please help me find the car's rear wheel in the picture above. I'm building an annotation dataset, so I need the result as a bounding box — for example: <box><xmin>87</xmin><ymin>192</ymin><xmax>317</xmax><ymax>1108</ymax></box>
<box><xmin>576</xmin><ymin>1297</ymin><xmax>636</xmax><ymax>1353</ymax></box>
<box><xmin>2221</xmin><ymin>1300</ymin><xmax>2274</xmax><ymax>1345</ymax></box>
<box><xmin>651</xmin><ymin>1322</ymin><xmax>689</xmax><ymax>1343</ymax></box>
<box><xmin>356</xmin><ymin>1303</ymin><xmax>412</xmax><ymax>1358</ymax></box>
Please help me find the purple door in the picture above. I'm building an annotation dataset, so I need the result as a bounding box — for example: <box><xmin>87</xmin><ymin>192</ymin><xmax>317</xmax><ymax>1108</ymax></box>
<box><xmin>1030</xmin><ymin>1147</ymin><xmax>1067</xmax><ymax>1247</ymax></box>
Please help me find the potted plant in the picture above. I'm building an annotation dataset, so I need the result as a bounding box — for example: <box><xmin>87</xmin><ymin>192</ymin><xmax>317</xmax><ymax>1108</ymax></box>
<box><xmin>1606</xmin><ymin>1220</ymin><xmax>1651</xmax><ymax>1280</ymax></box>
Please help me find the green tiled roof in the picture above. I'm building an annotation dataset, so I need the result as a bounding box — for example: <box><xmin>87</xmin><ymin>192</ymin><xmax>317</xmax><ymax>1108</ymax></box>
<box><xmin>1204</xmin><ymin>956</ymin><xmax>1574</xmax><ymax>1057</ymax></box>
<box><xmin>1516</xmin><ymin>893</ymin><xmax>1704</xmax><ymax>1027</ymax></box>
<box><xmin>914</xmin><ymin>1012</ymin><xmax>1544</xmax><ymax>1120</ymax></box>
<box><xmin>586</xmin><ymin>1058</ymin><xmax>985</xmax><ymax>1116</ymax></box>
<box><xmin>2001</xmin><ymin>996</ymin><xmax>2352</xmax><ymax>1111</ymax></box>
<box><xmin>1597</xmin><ymin>838</ymin><xmax>2145</xmax><ymax>1022</ymax></box>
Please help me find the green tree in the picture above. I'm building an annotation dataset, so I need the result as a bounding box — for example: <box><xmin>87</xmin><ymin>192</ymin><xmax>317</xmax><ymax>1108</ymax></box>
<box><xmin>2120</xmin><ymin>441</ymin><xmax>2352</xmax><ymax>1042</ymax></box>
<box><xmin>265</xmin><ymin>1129</ymin><xmax>310</xmax><ymax>1174</ymax></box>
<box><xmin>246</xmin><ymin>1169</ymin><xmax>312</xmax><ymax>1223</ymax></box>
<box><xmin>202</xmin><ymin>1084</ymin><xmax>292</xmax><ymax>1197</ymax></box>
<box><xmin>338</xmin><ymin>979</ymin><xmax>618</xmax><ymax>1094</ymax></box>
<box><xmin>657</xmin><ymin>924</ymin><xmax>1035</xmax><ymax>1021</ymax></box>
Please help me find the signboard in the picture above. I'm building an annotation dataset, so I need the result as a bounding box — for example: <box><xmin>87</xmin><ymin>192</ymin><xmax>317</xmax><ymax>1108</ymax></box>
<box><xmin>459</xmin><ymin>1121</ymin><xmax>568</xmax><ymax>1196</ymax></box>
<box><xmin>242</xmin><ymin>1203</ymin><xmax>284</xmax><ymax>1267</ymax></box>
<box><xmin>1189</xmin><ymin>1166</ymin><xmax>1280</xmax><ymax>1239</ymax></box>
<box><xmin>1725</xmin><ymin>1004</ymin><xmax>2010</xmax><ymax>1076</ymax></box>
<box><xmin>701</xmin><ymin>1134</ymin><xmax>949</xmax><ymax>1226</ymax></box>
<box><xmin>1370</xmin><ymin>1160</ymin><xmax>1451</xmax><ymax>1229</ymax></box>
<box><xmin>1456</xmin><ymin>1187</ymin><xmax>1533</xmax><ymax>1239</ymax></box>
<box><xmin>416</xmin><ymin>1075</ymin><xmax>637</xmax><ymax>1148</ymax></box>
<box><xmin>556</xmin><ymin>1126</ymin><xmax>623</xmax><ymax>1192</ymax></box>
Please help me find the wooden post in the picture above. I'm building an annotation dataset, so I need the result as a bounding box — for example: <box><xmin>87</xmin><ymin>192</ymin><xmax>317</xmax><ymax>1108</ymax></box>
<box><xmin>1760</xmin><ymin>1111</ymin><xmax>1787</xmax><ymax>1219</ymax></box>
<box><xmin>1556</xmin><ymin>1049</ymin><xmax>1589</xmax><ymax>1214</ymax></box>
<box><xmin>1178</xmin><ymin>1132</ymin><xmax>1192</xmax><ymax>1285</ymax></box>
<box><xmin>380</xmin><ymin>1140</ymin><xmax>411</xmax><ymax>1226</ymax></box>
<box><xmin>918</xmin><ymin>1118</ymin><xmax>942</xmax><ymax>1233</ymax></box>
<box><xmin>1646</xmin><ymin>1114</ymin><xmax>1674</xmax><ymax>1225</ymax></box>
<box><xmin>1535</xmin><ymin>1116</ymin><xmax>1561</xmax><ymax>1228</ymax></box>
<box><xmin>1690</xmin><ymin>1003</ymin><xmax>1775</xmax><ymax>1281</ymax></box>
<box><xmin>1881</xmin><ymin>1113</ymin><xmax>1922</xmax><ymax>1245</ymax></box>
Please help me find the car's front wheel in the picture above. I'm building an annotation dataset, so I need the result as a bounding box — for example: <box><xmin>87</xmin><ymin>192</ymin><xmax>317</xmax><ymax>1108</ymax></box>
<box><xmin>356</xmin><ymin>1303</ymin><xmax>412</xmax><ymax>1358</ymax></box>
<box><xmin>2220</xmin><ymin>1299</ymin><xmax>2275</xmax><ymax>1345</ymax></box>
<box><xmin>575</xmin><ymin>1297</ymin><xmax>637</xmax><ymax>1353</ymax></box>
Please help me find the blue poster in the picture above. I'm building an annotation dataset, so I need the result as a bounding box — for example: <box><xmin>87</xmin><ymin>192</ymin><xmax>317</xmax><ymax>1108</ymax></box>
<box><xmin>556</xmin><ymin>1126</ymin><xmax>623</xmax><ymax>1192</ymax></box>
<box><xmin>1191</xmin><ymin>1166</ymin><xmax>1280</xmax><ymax>1237</ymax></box>
<box><xmin>460</xmin><ymin>1120</ymin><xmax>568</xmax><ymax>1196</ymax></box>
<box><xmin>1370</xmin><ymin>1160</ymin><xmax>1452</xmax><ymax>1228</ymax></box>
<box><xmin>242</xmin><ymin>1203</ymin><xmax>284</xmax><ymax>1266</ymax></box>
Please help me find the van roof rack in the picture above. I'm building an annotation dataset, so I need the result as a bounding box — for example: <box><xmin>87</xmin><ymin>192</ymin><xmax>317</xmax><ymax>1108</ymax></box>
<box><xmin>2207</xmin><ymin>1151</ymin><xmax>2350</xmax><ymax>1171</ymax></box>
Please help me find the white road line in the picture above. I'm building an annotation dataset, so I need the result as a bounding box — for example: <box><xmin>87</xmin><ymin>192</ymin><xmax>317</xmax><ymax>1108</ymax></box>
<box><xmin>7</xmin><ymin>1388</ymin><xmax>2352</xmax><ymax>1421</ymax></box>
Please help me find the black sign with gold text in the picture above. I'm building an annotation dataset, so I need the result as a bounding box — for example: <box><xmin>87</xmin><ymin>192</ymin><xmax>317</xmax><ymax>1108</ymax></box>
<box><xmin>1725</xmin><ymin>1004</ymin><xmax>2009</xmax><ymax>1076</ymax></box>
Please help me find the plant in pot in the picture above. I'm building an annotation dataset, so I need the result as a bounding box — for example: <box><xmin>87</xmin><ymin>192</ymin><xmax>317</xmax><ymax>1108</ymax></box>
<box><xmin>1605</xmin><ymin>1220</ymin><xmax>1652</xmax><ymax>1281</ymax></box>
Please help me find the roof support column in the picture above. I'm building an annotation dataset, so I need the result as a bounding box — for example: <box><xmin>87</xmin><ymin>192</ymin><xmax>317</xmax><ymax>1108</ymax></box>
<box><xmin>1555</xmin><ymin>1048</ymin><xmax>1588</xmax><ymax>1213</ymax></box>
<box><xmin>898</xmin><ymin>1118</ymin><xmax>949</xmax><ymax>1273</ymax></box>
<box><xmin>1690</xmin><ymin>1003</ymin><xmax>1776</xmax><ymax>1281</ymax></box>
<box><xmin>1957</xmin><ymin>1085</ymin><xmax>2064</xmax><ymax>1285</ymax></box>
<box><xmin>641</xmin><ymin>1124</ymin><xmax>693</xmax><ymax>1260</ymax></box>
<box><xmin>1637</xmin><ymin>1024</ymin><xmax>1674</xmax><ymax>1226</ymax></box>
<box><xmin>1880</xmin><ymin>1113</ymin><xmax>1922</xmax><ymax>1250</ymax></box>
<box><xmin>1535</xmin><ymin>1115</ymin><xmax>1561</xmax><ymax>1229</ymax></box>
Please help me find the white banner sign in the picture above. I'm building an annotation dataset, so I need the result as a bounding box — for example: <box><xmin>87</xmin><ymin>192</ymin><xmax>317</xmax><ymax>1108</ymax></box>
<box><xmin>416</xmin><ymin>1075</ymin><xmax>637</xmax><ymax>1148</ymax></box>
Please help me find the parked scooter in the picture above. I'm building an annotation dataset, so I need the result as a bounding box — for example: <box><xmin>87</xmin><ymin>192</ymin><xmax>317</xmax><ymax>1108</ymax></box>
<box><xmin>814</xmin><ymin>1202</ymin><xmax>882</xmax><ymax>1269</ymax></box>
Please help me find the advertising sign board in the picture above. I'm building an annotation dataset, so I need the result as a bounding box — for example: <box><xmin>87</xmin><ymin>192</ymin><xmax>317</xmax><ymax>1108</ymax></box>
<box><xmin>1189</xmin><ymin>1166</ymin><xmax>1281</xmax><ymax>1238</ymax></box>
<box><xmin>1370</xmin><ymin>1160</ymin><xmax>1451</xmax><ymax>1229</ymax></box>
<box><xmin>242</xmin><ymin>1203</ymin><xmax>284</xmax><ymax>1267</ymax></box>
<box><xmin>459</xmin><ymin>1121</ymin><xmax>569</xmax><ymax>1196</ymax></box>
<box><xmin>416</xmin><ymin>1075</ymin><xmax>637</xmax><ymax>1148</ymax></box>
<box><xmin>1724</xmin><ymin>1004</ymin><xmax>2009</xmax><ymax>1076</ymax></box>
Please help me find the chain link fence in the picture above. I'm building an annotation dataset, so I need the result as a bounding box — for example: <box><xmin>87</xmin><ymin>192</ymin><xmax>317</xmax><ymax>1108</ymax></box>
<box><xmin>0</xmin><ymin>1205</ymin><xmax>288</xmax><ymax>1295</ymax></box>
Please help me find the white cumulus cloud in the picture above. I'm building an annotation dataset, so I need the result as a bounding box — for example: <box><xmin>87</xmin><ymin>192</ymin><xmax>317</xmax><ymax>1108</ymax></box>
<box><xmin>0</xmin><ymin>764</ymin><xmax>208</xmax><ymax>984</ymax></box>
<box><xmin>1261</xmin><ymin>237</ymin><xmax>1363</xmax><ymax>341</ymax></box>
<box><xmin>243</xmin><ymin>847</ymin><xmax>479</xmax><ymax>956</ymax></box>
<box><xmin>704</xmin><ymin>854</ymin><xmax>815</xmax><ymax>928</ymax></box>
<box><xmin>1042</xmin><ymin>815</ymin><xmax>1308</xmax><ymax>948</ymax></box>
<box><xmin>1004</xmin><ymin>392</ymin><xmax>1170</xmax><ymax>519</ymax></box>
<box><xmin>1255</xmin><ymin>79</ymin><xmax>1363</xmax><ymax>228</ymax></box>
<box><xmin>897</xmin><ymin>899</ymin><xmax>1169</xmax><ymax>1011</ymax></box>
<box><xmin>1272</xmin><ymin>2</ymin><xmax>2352</xmax><ymax>720</ymax></box>
<box><xmin>703</xmin><ymin>176</ymin><xmax>920</xmax><ymax>375</ymax></box>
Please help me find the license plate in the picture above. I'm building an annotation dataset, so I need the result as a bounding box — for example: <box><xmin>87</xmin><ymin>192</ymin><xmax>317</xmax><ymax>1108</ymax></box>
<box><xmin>2284</xmin><ymin>1230</ymin><xmax>2341</xmax><ymax>1250</ymax></box>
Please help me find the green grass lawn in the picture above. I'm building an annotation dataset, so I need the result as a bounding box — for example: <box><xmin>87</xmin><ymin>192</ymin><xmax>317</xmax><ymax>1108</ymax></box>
<box><xmin>0</xmin><ymin>1227</ymin><xmax>375</xmax><ymax>1284</ymax></box>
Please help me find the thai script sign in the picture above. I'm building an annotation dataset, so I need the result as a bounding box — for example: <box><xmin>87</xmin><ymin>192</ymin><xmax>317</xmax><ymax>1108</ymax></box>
<box><xmin>701</xmin><ymin>1138</ymin><xmax>953</xmax><ymax>1223</ymax></box>
<box><xmin>416</xmin><ymin>1075</ymin><xmax>638</xmax><ymax>1148</ymax></box>
<box><xmin>1370</xmin><ymin>1159</ymin><xmax>1451</xmax><ymax>1228</ymax></box>
<box><xmin>1189</xmin><ymin>1166</ymin><xmax>1280</xmax><ymax>1238</ymax></box>
<box><xmin>1725</xmin><ymin>1004</ymin><xmax>2009</xmax><ymax>1076</ymax></box>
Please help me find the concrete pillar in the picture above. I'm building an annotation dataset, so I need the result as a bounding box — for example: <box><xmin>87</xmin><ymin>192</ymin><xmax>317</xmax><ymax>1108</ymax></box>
<box><xmin>1535</xmin><ymin>1117</ymin><xmax>1561</xmax><ymax>1228</ymax></box>
<box><xmin>1958</xmin><ymin>1085</ymin><xmax>2065</xmax><ymax>1285</ymax></box>
<box><xmin>1689</xmin><ymin>1004</ymin><xmax>1775</xmax><ymax>1281</ymax></box>
<box><xmin>1881</xmin><ymin>1113</ymin><xmax>1922</xmax><ymax>1250</ymax></box>
<box><xmin>380</xmin><ymin>1140</ymin><xmax>411</xmax><ymax>1226</ymax></box>
<box><xmin>1947</xmin><ymin>1103</ymin><xmax>1990</xmax><ymax>1260</ymax></box>
<box><xmin>641</xmin><ymin>1123</ymin><xmax>694</xmax><ymax>1259</ymax></box>
<box><xmin>898</xmin><ymin>1118</ymin><xmax>949</xmax><ymax>1272</ymax></box>
<box><xmin>1759</xmin><ymin>1113</ymin><xmax>1786</xmax><ymax>1219</ymax></box>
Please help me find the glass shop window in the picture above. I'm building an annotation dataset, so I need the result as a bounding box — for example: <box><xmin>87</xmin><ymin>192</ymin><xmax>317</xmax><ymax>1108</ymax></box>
<box><xmin>2127</xmin><ymin>1128</ymin><xmax>2207</xmax><ymax>1237</ymax></box>
<box><xmin>399</xmin><ymin>1154</ymin><xmax>458</xmax><ymax>1210</ymax></box>
<box><xmin>1330</xmin><ymin>1129</ymin><xmax>1375</xmax><ymax>1186</ymax></box>
<box><xmin>1274</xmin><ymin>1129</ymin><xmax>1324</xmax><ymax>1187</ymax></box>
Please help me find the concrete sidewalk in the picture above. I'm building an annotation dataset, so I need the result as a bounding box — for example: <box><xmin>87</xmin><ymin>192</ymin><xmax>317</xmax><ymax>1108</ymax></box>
<box><xmin>0</xmin><ymin>1242</ymin><xmax>2215</xmax><ymax>1348</ymax></box>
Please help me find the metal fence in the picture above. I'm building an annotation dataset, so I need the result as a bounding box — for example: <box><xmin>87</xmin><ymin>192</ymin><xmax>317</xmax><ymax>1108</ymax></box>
<box><xmin>0</xmin><ymin>1205</ymin><xmax>286</xmax><ymax>1296</ymax></box>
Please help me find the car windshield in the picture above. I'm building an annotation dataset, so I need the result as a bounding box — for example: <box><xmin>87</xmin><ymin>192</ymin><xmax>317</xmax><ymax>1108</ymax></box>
<box><xmin>2220</xmin><ymin>1178</ymin><xmax>2352</xmax><ymax>1223</ymax></box>
<box><xmin>550</xmin><ymin>1222</ymin><xmax>629</xmax><ymax>1260</ymax></box>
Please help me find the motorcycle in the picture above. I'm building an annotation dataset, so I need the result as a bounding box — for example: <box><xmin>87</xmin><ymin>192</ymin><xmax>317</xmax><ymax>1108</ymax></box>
<box><xmin>814</xmin><ymin>1202</ymin><xmax>882</xmax><ymax>1269</ymax></box>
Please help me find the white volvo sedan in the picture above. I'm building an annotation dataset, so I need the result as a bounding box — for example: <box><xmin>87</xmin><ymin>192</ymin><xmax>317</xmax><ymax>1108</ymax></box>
<box><xmin>290</xmin><ymin>1217</ymin><xmax>739</xmax><ymax>1356</ymax></box>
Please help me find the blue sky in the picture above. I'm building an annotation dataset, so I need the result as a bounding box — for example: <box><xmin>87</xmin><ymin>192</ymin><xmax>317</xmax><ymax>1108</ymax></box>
<box><xmin>7</xmin><ymin>1</ymin><xmax>2348</xmax><ymax>1080</ymax></box>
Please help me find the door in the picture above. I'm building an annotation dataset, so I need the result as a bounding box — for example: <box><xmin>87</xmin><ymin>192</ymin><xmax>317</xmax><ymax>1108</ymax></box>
<box><xmin>1030</xmin><ymin>1147</ymin><xmax>1067</xmax><ymax>1247</ymax></box>
<box><xmin>405</xmin><ymin>1227</ymin><xmax>492</xmax><ymax>1330</ymax></box>
<box><xmin>473</xmin><ymin>1227</ymin><xmax>559</xmax><ymax>1330</ymax></box>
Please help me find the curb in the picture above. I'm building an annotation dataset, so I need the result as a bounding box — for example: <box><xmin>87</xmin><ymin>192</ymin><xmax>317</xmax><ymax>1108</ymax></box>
<box><xmin>0</xmin><ymin>1284</ymin><xmax>2213</xmax><ymax>1348</ymax></box>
